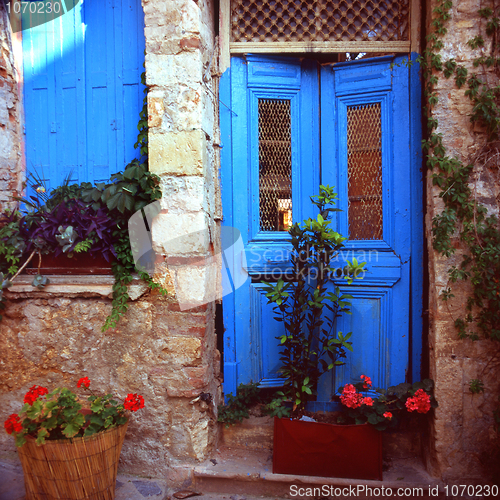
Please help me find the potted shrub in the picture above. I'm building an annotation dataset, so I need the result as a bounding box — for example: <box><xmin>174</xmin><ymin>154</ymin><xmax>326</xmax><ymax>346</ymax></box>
<box><xmin>262</xmin><ymin>185</ymin><xmax>366</xmax><ymax>413</ymax></box>
<box><xmin>262</xmin><ymin>186</ymin><xmax>437</xmax><ymax>480</ymax></box>
<box><xmin>4</xmin><ymin>378</ymin><xmax>144</xmax><ymax>499</ymax></box>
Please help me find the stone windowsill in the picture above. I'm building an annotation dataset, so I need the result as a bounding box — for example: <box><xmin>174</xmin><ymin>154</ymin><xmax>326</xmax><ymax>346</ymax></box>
<box><xmin>5</xmin><ymin>275</ymin><xmax>148</xmax><ymax>300</ymax></box>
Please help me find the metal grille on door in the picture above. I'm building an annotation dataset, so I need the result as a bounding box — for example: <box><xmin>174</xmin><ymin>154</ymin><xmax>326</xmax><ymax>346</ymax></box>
<box><xmin>347</xmin><ymin>103</ymin><xmax>383</xmax><ymax>240</ymax></box>
<box><xmin>231</xmin><ymin>0</ymin><xmax>410</xmax><ymax>44</ymax></box>
<box><xmin>258</xmin><ymin>99</ymin><xmax>293</xmax><ymax>232</ymax></box>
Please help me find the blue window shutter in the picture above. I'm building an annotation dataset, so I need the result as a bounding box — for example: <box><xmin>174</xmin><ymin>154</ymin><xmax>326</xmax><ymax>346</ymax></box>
<box><xmin>23</xmin><ymin>0</ymin><xmax>145</xmax><ymax>188</ymax></box>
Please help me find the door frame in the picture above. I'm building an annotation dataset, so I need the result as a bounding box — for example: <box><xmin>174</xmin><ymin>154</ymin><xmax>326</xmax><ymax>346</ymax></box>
<box><xmin>219</xmin><ymin>53</ymin><xmax>423</xmax><ymax>398</ymax></box>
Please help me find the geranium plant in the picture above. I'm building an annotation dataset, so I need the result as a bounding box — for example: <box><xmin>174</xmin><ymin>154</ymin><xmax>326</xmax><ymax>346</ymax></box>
<box><xmin>4</xmin><ymin>378</ymin><xmax>144</xmax><ymax>447</ymax></box>
<box><xmin>336</xmin><ymin>375</ymin><xmax>438</xmax><ymax>431</ymax></box>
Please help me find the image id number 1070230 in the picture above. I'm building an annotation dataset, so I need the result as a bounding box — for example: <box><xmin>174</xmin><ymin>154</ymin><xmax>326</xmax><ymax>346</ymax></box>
<box><xmin>444</xmin><ymin>485</ymin><xmax>498</xmax><ymax>497</ymax></box>
<box><xmin>6</xmin><ymin>1</ymin><xmax>62</xmax><ymax>14</ymax></box>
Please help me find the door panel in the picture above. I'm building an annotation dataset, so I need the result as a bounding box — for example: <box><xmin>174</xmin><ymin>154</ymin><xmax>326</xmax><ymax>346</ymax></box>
<box><xmin>220</xmin><ymin>54</ymin><xmax>421</xmax><ymax>401</ymax></box>
<box><xmin>318</xmin><ymin>56</ymin><xmax>412</xmax><ymax>396</ymax></box>
<box><xmin>250</xmin><ymin>284</ymin><xmax>287</xmax><ymax>388</ymax></box>
<box><xmin>221</xmin><ymin>55</ymin><xmax>320</xmax><ymax>392</ymax></box>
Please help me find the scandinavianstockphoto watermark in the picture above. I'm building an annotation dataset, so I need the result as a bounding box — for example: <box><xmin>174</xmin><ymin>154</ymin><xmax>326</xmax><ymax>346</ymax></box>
<box><xmin>127</xmin><ymin>201</ymin><xmax>375</xmax><ymax>311</ymax></box>
<box><xmin>289</xmin><ymin>484</ymin><xmax>499</xmax><ymax>497</ymax></box>
<box><xmin>3</xmin><ymin>0</ymin><xmax>82</xmax><ymax>33</ymax></box>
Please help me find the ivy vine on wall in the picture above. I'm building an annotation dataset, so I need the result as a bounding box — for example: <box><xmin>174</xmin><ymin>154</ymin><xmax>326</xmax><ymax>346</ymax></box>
<box><xmin>420</xmin><ymin>0</ymin><xmax>500</xmax><ymax>349</ymax></box>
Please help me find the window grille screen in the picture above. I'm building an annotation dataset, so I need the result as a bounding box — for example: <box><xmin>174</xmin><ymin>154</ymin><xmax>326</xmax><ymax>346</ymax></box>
<box><xmin>258</xmin><ymin>99</ymin><xmax>293</xmax><ymax>232</ymax></box>
<box><xmin>347</xmin><ymin>103</ymin><xmax>383</xmax><ymax>240</ymax></box>
<box><xmin>231</xmin><ymin>0</ymin><xmax>409</xmax><ymax>44</ymax></box>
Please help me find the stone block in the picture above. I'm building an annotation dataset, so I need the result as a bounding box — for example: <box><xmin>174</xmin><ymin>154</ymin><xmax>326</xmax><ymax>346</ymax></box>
<box><xmin>179</xmin><ymin>0</ymin><xmax>201</xmax><ymax>35</ymax></box>
<box><xmin>154</xmin><ymin>309</ymin><xmax>207</xmax><ymax>337</ymax></box>
<box><xmin>189</xmin><ymin>418</ymin><xmax>209</xmax><ymax>461</ymax></box>
<box><xmin>160</xmin><ymin>85</ymin><xmax>205</xmax><ymax>133</ymax></box>
<box><xmin>159</xmin><ymin>175</ymin><xmax>206</xmax><ymax>213</ymax></box>
<box><xmin>152</xmin><ymin>211</ymin><xmax>209</xmax><ymax>256</ymax></box>
<box><xmin>149</xmin><ymin>130</ymin><xmax>207</xmax><ymax>176</ymax></box>
<box><xmin>171</xmin><ymin>259</ymin><xmax>220</xmax><ymax>311</ymax></box>
<box><xmin>161</xmin><ymin>336</ymin><xmax>201</xmax><ymax>366</ymax></box>
<box><xmin>145</xmin><ymin>52</ymin><xmax>203</xmax><ymax>87</ymax></box>
<box><xmin>148</xmin><ymin>96</ymin><xmax>165</xmax><ymax>128</ymax></box>
<box><xmin>185</xmin><ymin>365</ymin><xmax>211</xmax><ymax>389</ymax></box>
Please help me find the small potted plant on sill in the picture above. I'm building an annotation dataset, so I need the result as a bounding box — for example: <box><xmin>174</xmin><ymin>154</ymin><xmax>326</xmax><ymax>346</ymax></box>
<box><xmin>4</xmin><ymin>377</ymin><xmax>144</xmax><ymax>500</ymax></box>
<box><xmin>0</xmin><ymin>160</ymin><xmax>166</xmax><ymax>331</ymax></box>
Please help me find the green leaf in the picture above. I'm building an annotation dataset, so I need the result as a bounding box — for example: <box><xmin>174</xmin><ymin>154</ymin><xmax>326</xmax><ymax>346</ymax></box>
<box><xmin>36</xmin><ymin>427</ymin><xmax>49</xmax><ymax>445</ymax></box>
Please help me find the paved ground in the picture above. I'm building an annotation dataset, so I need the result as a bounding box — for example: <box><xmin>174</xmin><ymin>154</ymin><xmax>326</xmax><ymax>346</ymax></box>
<box><xmin>0</xmin><ymin>445</ymin><xmax>444</xmax><ymax>500</ymax></box>
<box><xmin>0</xmin><ymin>458</ymin><xmax>289</xmax><ymax>500</ymax></box>
<box><xmin>0</xmin><ymin>458</ymin><xmax>168</xmax><ymax>500</ymax></box>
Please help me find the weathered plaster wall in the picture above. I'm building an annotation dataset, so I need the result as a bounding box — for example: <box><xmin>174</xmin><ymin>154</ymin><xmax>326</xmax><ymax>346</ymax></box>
<box><xmin>0</xmin><ymin>2</ymin><xmax>23</xmax><ymax>211</ymax></box>
<box><xmin>0</xmin><ymin>0</ymin><xmax>221</xmax><ymax>484</ymax></box>
<box><xmin>426</xmin><ymin>0</ymin><xmax>500</xmax><ymax>484</ymax></box>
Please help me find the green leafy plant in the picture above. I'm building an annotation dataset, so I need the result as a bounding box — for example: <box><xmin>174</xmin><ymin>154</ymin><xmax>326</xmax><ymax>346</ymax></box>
<box><xmin>217</xmin><ymin>382</ymin><xmax>261</xmax><ymax>427</ymax></box>
<box><xmin>3</xmin><ymin>377</ymin><xmax>144</xmax><ymax>447</ymax></box>
<box><xmin>0</xmin><ymin>211</ymin><xmax>25</xmax><ymax>275</ymax></box>
<box><xmin>263</xmin><ymin>393</ymin><xmax>291</xmax><ymax>419</ymax></box>
<box><xmin>418</xmin><ymin>0</ymin><xmax>500</xmax><ymax>432</ymax></box>
<box><xmin>420</xmin><ymin>1</ymin><xmax>500</xmax><ymax>342</ymax></box>
<box><xmin>135</xmin><ymin>68</ymin><xmax>149</xmax><ymax>158</ymax></box>
<box><xmin>469</xmin><ymin>379</ymin><xmax>485</xmax><ymax>394</ymax></box>
<box><xmin>336</xmin><ymin>375</ymin><xmax>438</xmax><ymax>431</ymax></box>
<box><xmin>262</xmin><ymin>185</ymin><xmax>365</xmax><ymax>414</ymax></box>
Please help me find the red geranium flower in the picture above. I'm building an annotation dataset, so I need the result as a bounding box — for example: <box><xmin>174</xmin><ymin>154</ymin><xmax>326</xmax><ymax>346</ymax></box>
<box><xmin>77</xmin><ymin>377</ymin><xmax>90</xmax><ymax>389</ymax></box>
<box><xmin>124</xmin><ymin>394</ymin><xmax>145</xmax><ymax>412</ymax></box>
<box><xmin>405</xmin><ymin>389</ymin><xmax>431</xmax><ymax>414</ymax></box>
<box><xmin>340</xmin><ymin>384</ymin><xmax>364</xmax><ymax>409</ymax></box>
<box><xmin>4</xmin><ymin>414</ymin><xmax>23</xmax><ymax>435</ymax></box>
<box><xmin>383</xmin><ymin>411</ymin><xmax>393</xmax><ymax>419</ymax></box>
<box><xmin>23</xmin><ymin>385</ymin><xmax>49</xmax><ymax>406</ymax></box>
<box><xmin>360</xmin><ymin>374</ymin><xmax>372</xmax><ymax>389</ymax></box>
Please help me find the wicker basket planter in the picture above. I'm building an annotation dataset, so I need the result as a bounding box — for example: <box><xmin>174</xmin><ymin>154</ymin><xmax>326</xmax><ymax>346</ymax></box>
<box><xmin>17</xmin><ymin>421</ymin><xmax>128</xmax><ymax>500</ymax></box>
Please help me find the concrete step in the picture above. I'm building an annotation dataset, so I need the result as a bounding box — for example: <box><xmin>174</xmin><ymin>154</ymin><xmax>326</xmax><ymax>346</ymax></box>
<box><xmin>193</xmin><ymin>446</ymin><xmax>444</xmax><ymax>500</ymax></box>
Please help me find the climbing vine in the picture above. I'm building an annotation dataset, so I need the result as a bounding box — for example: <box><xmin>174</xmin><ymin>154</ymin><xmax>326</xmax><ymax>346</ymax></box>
<box><xmin>420</xmin><ymin>0</ymin><xmax>500</xmax><ymax>346</ymax></box>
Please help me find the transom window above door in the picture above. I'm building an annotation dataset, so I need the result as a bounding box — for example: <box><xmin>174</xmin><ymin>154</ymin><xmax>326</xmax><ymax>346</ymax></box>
<box><xmin>219</xmin><ymin>0</ymin><xmax>419</xmax><ymax>63</ymax></box>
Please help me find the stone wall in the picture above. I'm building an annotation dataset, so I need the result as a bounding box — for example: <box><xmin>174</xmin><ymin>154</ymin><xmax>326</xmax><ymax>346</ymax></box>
<box><xmin>425</xmin><ymin>0</ymin><xmax>500</xmax><ymax>484</ymax></box>
<box><xmin>0</xmin><ymin>0</ymin><xmax>221</xmax><ymax>484</ymax></box>
<box><xmin>0</xmin><ymin>278</ymin><xmax>220</xmax><ymax>479</ymax></box>
<box><xmin>142</xmin><ymin>0</ymin><xmax>221</xmax><ymax>480</ymax></box>
<box><xmin>0</xmin><ymin>1</ymin><xmax>24</xmax><ymax>211</ymax></box>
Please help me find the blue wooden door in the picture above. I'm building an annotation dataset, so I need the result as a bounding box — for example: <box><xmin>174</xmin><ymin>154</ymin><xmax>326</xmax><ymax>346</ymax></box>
<box><xmin>220</xmin><ymin>55</ymin><xmax>423</xmax><ymax>400</ymax></box>
<box><xmin>22</xmin><ymin>0</ymin><xmax>145</xmax><ymax>190</ymax></box>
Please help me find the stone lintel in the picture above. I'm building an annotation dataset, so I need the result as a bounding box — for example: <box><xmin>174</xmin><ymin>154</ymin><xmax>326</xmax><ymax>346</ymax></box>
<box><xmin>5</xmin><ymin>275</ymin><xmax>148</xmax><ymax>300</ymax></box>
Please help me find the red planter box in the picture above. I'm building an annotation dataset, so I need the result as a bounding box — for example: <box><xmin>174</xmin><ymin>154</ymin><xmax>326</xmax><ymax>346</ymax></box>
<box><xmin>273</xmin><ymin>417</ymin><xmax>383</xmax><ymax>480</ymax></box>
<box><xmin>26</xmin><ymin>253</ymin><xmax>113</xmax><ymax>275</ymax></box>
